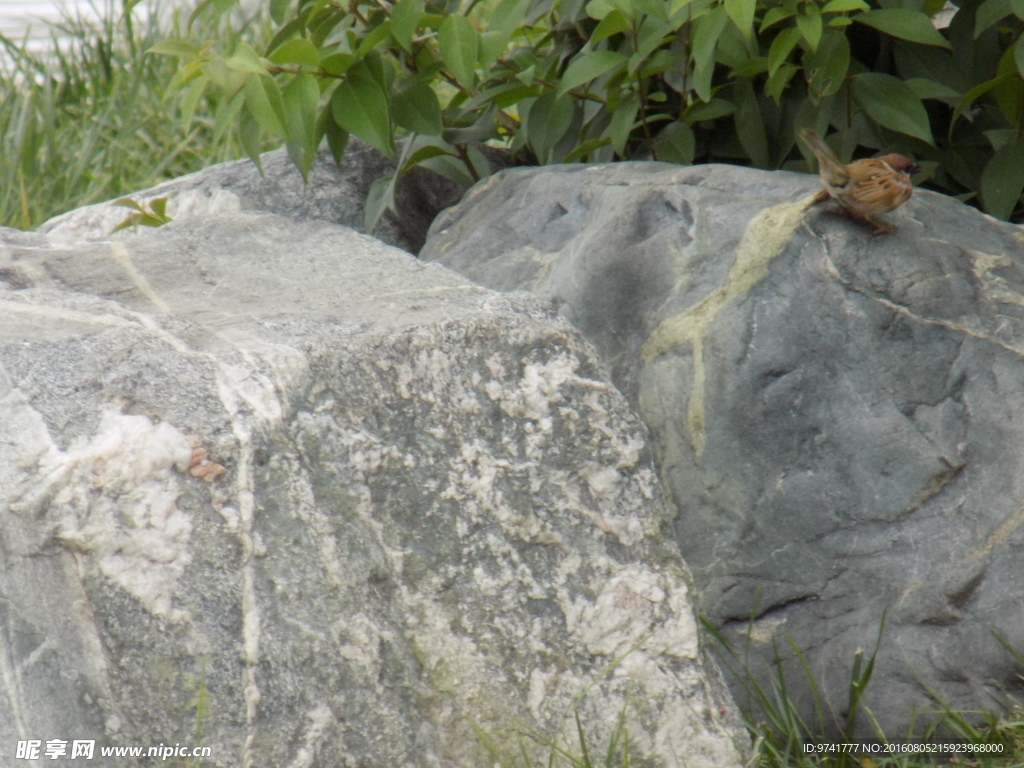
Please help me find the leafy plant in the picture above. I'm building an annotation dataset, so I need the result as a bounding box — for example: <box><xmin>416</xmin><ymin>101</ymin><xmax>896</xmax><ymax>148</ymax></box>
<box><xmin>111</xmin><ymin>195</ymin><xmax>173</xmax><ymax>231</ymax></box>
<box><xmin>0</xmin><ymin>0</ymin><xmax>274</xmax><ymax>229</ymax></box>
<box><xmin>152</xmin><ymin>0</ymin><xmax>1024</xmax><ymax>225</ymax></box>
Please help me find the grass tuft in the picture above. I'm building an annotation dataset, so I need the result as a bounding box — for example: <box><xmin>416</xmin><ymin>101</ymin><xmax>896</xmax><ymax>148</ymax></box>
<box><xmin>0</xmin><ymin>0</ymin><xmax>273</xmax><ymax>230</ymax></box>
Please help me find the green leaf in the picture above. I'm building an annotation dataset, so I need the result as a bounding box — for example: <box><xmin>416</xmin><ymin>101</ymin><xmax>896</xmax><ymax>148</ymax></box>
<box><xmin>325</xmin><ymin>115</ymin><xmax>349</xmax><ymax>166</ymax></box>
<box><xmin>796</xmin><ymin>9</ymin><xmax>823</xmax><ymax>52</ymax></box>
<box><xmin>637</xmin><ymin>0</ymin><xmax>670</xmax><ymax>21</ymax></box>
<box><xmin>225</xmin><ymin>41</ymin><xmax>269</xmax><ymax>75</ymax></box>
<box><xmin>693</xmin><ymin>5</ymin><xmax>728</xmax><ymax>64</ymax></box>
<box><xmin>1014</xmin><ymin>0</ymin><xmax>1024</xmax><ymax>20</ymax></box>
<box><xmin>180</xmin><ymin>74</ymin><xmax>209</xmax><ymax>128</ymax></box>
<box><xmin>585</xmin><ymin>0</ymin><xmax>616</xmax><ymax>19</ymax></box>
<box><xmin>391</xmin><ymin>0</ymin><xmax>423</xmax><ymax>53</ymax></box>
<box><xmin>489</xmin><ymin>0</ymin><xmax>531</xmax><ymax>36</ymax></box>
<box><xmin>853</xmin><ymin>9</ymin><xmax>952</xmax><ymax>48</ymax></box>
<box><xmin>563</xmin><ymin>137</ymin><xmax>613</xmax><ymax>162</ymax></box>
<box><xmin>821</xmin><ymin>0</ymin><xmax>869</xmax><ymax>12</ymax></box>
<box><xmin>239</xmin><ymin>107</ymin><xmax>264</xmax><ymax>175</ymax></box>
<box><xmin>691</xmin><ymin>4</ymin><xmax>727</xmax><ymax>99</ymax></box>
<box><xmin>640</xmin><ymin>49</ymin><xmax>682</xmax><ymax>77</ymax></box>
<box><xmin>851</xmin><ymin>72</ymin><xmax>933</xmax><ymax>143</ymax></box>
<box><xmin>558</xmin><ymin>51</ymin><xmax>628</xmax><ymax>97</ymax></box>
<box><xmin>147</xmin><ymin>39</ymin><xmax>201</xmax><ymax>59</ymax></box>
<box><xmin>213</xmin><ymin>89</ymin><xmax>247</xmax><ymax>142</ymax></box>
<box><xmin>980</xmin><ymin>135</ymin><xmax>1024</xmax><ymax>219</ymax></box>
<box><xmin>524</xmin><ymin>91</ymin><xmax>575</xmax><ymax>163</ymax></box>
<box><xmin>186</xmin><ymin>0</ymin><xmax>217</xmax><ymax>31</ymax></box>
<box><xmin>401</xmin><ymin>143</ymin><xmax>456</xmax><ymax>174</ymax></box>
<box><xmin>950</xmin><ymin>73</ymin><xmax>1014</xmax><ymax>135</ymax></box>
<box><xmin>149</xmin><ymin>197</ymin><xmax>169</xmax><ymax>219</ymax></box>
<box><xmin>768</xmin><ymin>27</ymin><xmax>801</xmax><ymax>76</ymax></box>
<box><xmin>270</xmin><ymin>0</ymin><xmax>291</xmax><ymax>24</ymax></box>
<box><xmin>244</xmin><ymin>75</ymin><xmax>288</xmax><ymax>137</ymax></box>
<box><xmin>653</xmin><ymin>121</ymin><xmax>695</xmax><ymax>164</ymax></box>
<box><xmin>268</xmin><ymin>37</ymin><xmax>320</xmax><ymax>66</ymax></box>
<box><xmin>631</xmin><ymin>15</ymin><xmax>674</xmax><ymax>70</ymax></box>
<box><xmin>804</xmin><ymin>28</ymin><xmax>849</xmax><ymax>99</ymax></box>
<box><xmin>364</xmin><ymin>174</ymin><xmax>397</xmax><ymax>232</ymax></box>
<box><xmin>392</xmin><ymin>80</ymin><xmax>443</xmax><ymax>135</ymax></box>
<box><xmin>984</xmin><ymin>128</ymin><xmax>1016</xmax><ymax>152</ymax></box>
<box><xmin>692</xmin><ymin>57</ymin><xmax>716</xmax><ymax>103</ymax></box>
<box><xmin>438</xmin><ymin>14</ymin><xmax>479</xmax><ymax>88</ymax></box>
<box><xmin>479</xmin><ymin>31</ymin><xmax>509</xmax><ymax>68</ymax></box>
<box><xmin>760</xmin><ymin>6</ymin><xmax>795</xmax><ymax>31</ymax></box>
<box><xmin>332</xmin><ymin>72</ymin><xmax>395</xmax><ymax>156</ymax></box>
<box><xmin>904</xmin><ymin>77</ymin><xmax>961</xmax><ymax>100</ymax></box>
<box><xmin>112</xmin><ymin>197</ymin><xmax>145</xmax><ymax>213</ymax></box>
<box><xmin>669</xmin><ymin>0</ymin><xmax>697</xmax><ymax>18</ymax></box>
<box><xmin>265</xmin><ymin>17</ymin><xmax>306</xmax><ymax>61</ymax></box>
<box><xmin>974</xmin><ymin>0</ymin><xmax>1011</xmax><ymax>36</ymax></box>
<box><xmin>686</xmin><ymin>98</ymin><xmax>735</xmax><ymax>121</ymax></box>
<box><xmin>734</xmin><ymin>80</ymin><xmax>770</xmax><ymax>167</ymax></box>
<box><xmin>1016</xmin><ymin>34</ymin><xmax>1024</xmax><ymax>79</ymax></box>
<box><xmin>283</xmin><ymin>73</ymin><xmax>319</xmax><ymax>156</ymax></box>
<box><xmin>766</xmin><ymin>62</ymin><xmax>799</xmax><ymax>102</ymax></box>
<box><xmin>607</xmin><ymin>92</ymin><xmax>639</xmax><ymax>155</ymax></box>
<box><xmin>993</xmin><ymin>49</ymin><xmax>1023</xmax><ymax>124</ymax></box>
<box><xmin>320</xmin><ymin>53</ymin><xmax>354</xmax><ymax>76</ymax></box>
<box><xmin>725</xmin><ymin>0</ymin><xmax>756</xmax><ymax>37</ymax></box>
<box><xmin>356</xmin><ymin>21</ymin><xmax>394</xmax><ymax>59</ymax></box>
<box><xmin>591</xmin><ymin>9</ymin><xmax>631</xmax><ymax>43</ymax></box>
<box><xmin>202</xmin><ymin>57</ymin><xmax>249</xmax><ymax>99</ymax></box>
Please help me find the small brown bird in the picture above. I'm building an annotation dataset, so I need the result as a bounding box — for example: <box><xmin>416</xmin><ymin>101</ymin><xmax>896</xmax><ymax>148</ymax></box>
<box><xmin>799</xmin><ymin>128</ymin><xmax>920</xmax><ymax>234</ymax></box>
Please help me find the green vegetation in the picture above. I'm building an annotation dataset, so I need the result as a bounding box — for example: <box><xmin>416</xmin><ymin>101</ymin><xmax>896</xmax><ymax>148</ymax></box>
<box><xmin>704</xmin><ymin>615</ymin><xmax>1024</xmax><ymax>768</ymax></box>
<box><xmin>0</xmin><ymin>0</ymin><xmax>272</xmax><ymax>229</ymax></box>
<box><xmin>152</xmin><ymin>0</ymin><xmax>1024</xmax><ymax>227</ymax></box>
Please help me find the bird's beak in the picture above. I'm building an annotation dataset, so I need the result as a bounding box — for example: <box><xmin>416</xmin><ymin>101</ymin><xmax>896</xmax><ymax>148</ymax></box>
<box><xmin>908</xmin><ymin>163</ymin><xmax>922</xmax><ymax>175</ymax></box>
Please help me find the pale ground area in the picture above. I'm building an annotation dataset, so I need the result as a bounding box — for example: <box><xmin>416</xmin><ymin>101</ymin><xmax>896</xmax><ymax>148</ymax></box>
<box><xmin>0</xmin><ymin>1</ymin><xmax>124</xmax><ymax>38</ymax></box>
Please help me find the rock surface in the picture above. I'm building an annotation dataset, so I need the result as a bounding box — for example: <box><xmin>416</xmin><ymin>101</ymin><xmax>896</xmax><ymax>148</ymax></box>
<box><xmin>37</xmin><ymin>140</ymin><xmax>466</xmax><ymax>254</ymax></box>
<box><xmin>421</xmin><ymin>162</ymin><xmax>1024</xmax><ymax>735</ymax></box>
<box><xmin>0</xmin><ymin>212</ymin><xmax>745</xmax><ymax>766</ymax></box>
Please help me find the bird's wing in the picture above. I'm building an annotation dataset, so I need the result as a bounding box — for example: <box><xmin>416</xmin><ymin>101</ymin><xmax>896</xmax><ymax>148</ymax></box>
<box><xmin>849</xmin><ymin>165</ymin><xmax>913</xmax><ymax>213</ymax></box>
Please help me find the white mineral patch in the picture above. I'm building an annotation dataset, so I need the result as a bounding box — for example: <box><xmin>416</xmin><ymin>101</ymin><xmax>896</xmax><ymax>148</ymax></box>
<box><xmin>570</xmin><ymin>565</ymin><xmax>698</xmax><ymax>660</ymax></box>
<box><xmin>285</xmin><ymin>703</ymin><xmax>337</xmax><ymax>768</ymax></box>
<box><xmin>45</xmin><ymin>409</ymin><xmax>194</xmax><ymax>622</ymax></box>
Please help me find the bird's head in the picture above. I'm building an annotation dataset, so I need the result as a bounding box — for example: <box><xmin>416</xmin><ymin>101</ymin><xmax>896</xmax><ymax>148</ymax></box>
<box><xmin>878</xmin><ymin>153</ymin><xmax>921</xmax><ymax>176</ymax></box>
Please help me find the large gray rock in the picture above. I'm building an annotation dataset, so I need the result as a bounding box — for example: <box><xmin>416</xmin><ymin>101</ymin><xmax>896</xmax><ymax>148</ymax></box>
<box><xmin>0</xmin><ymin>213</ymin><xmax>745</xmax><ymax>766</ymax></box>
<box><xmin>421</xmin><ymin>162</ymin><xmax>1024</xmax><ymax>735</ymax></box>
<box><xmin>37</xmin><ymin>140</ymin><xmax>467</xmax><ymax>254</ymax></box>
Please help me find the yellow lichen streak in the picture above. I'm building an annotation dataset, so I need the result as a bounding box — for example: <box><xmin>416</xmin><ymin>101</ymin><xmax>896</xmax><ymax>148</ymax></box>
<box><xmin>641</xmin><ymin>195</ymin><xmax>814</xmax><ymax>459</ymax></box>
<box><xmin>109</xmin><ymin>241</ymin><xmax>171</xmax><ymax>313</ymax></box>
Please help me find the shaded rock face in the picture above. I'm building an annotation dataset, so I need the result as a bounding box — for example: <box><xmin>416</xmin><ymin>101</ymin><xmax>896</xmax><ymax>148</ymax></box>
<box><xmin>421</xmin><ymin>162</ymin><xmax>1024</xmax><ymax>734</ymax></box>
<box><xmin>37</xmin><ymin>140</ymin><xmax>467</xmax><ymax>254</ymax></box>
<box><xmin>0</xmin><ymin>214</ymin><xmax>744</xmax><ymax>767</ymax></box>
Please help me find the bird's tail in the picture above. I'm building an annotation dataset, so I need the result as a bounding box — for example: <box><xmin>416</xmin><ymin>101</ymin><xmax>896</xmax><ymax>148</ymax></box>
<box><xmin>799</xmin><ymin>129</ymin><xmax>849</xmax><ymax>186</ymax></box>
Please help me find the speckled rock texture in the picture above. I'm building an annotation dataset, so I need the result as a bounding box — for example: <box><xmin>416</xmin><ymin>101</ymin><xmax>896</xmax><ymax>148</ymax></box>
<box><xmin>37</xmin><ymin>139</ymin><xmax>467</xmax><ymax>254</ymax></box>
<box><xmin>421</xmin><ymin>162</ymin><xmax>1024</xmax><ymax>736</ymax></box>
<box><xmin>0</xmin><ymin>212</ymin><xmax>745</xmax><ymax>767</ymax></box>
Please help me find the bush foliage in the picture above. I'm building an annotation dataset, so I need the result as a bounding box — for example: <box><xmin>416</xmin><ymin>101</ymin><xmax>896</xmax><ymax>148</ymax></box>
<box><xmin>153</xmin><ymin>0</ymin><xmax>1024</xmax><ymax>224</ymax></box>
<box><xmin>0</xmin><ymin>1</ymin><xmax>274</xmax><ymax>229</ymax></box>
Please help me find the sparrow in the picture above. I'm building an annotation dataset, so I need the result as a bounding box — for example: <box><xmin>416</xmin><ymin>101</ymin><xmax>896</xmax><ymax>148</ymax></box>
<box><xmin>799</xmin><ymin>128</ymin><xmax>921</xmax><ymax>234</ymax></box>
